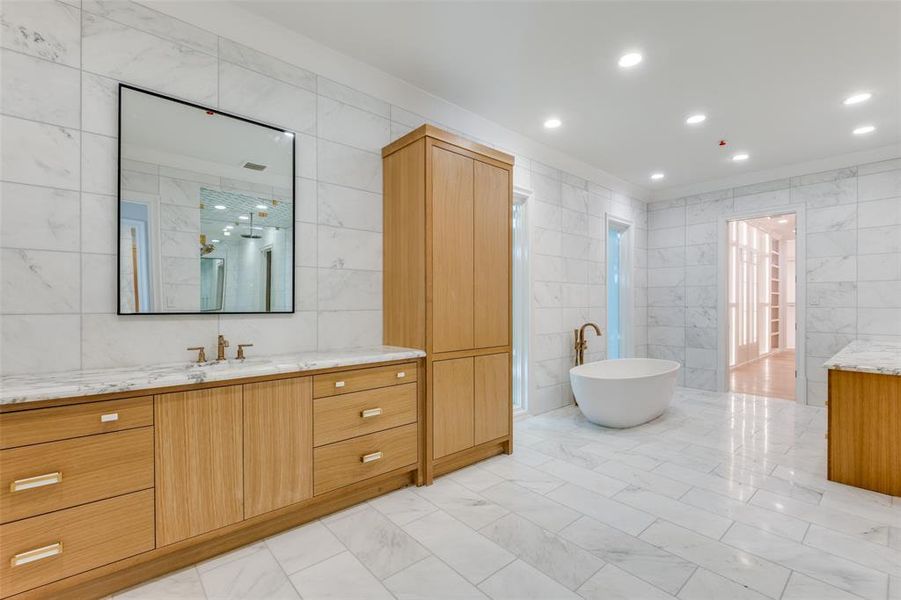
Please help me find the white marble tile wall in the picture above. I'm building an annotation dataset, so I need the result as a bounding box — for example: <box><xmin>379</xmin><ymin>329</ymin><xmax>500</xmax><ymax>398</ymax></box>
<box><xmin>0</xmin><ymin>0</ymin><xmax>647</xmax><ymax>410</ymax></box>
<box><xmin>525</xmin><ymin>162</ymin><xmax>648</xmax><ymax>415</ymax></box>
<box><xmin>647</xmin><ymin>159</ymin><xmax>901</xmax><ymax>404</ymax></box>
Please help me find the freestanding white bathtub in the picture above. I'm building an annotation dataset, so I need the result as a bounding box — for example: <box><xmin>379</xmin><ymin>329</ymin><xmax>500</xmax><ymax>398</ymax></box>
<box><xmin>570</xmin><ymin>358</ymin><xmax>681</xmax><ymax>428</ymax></box>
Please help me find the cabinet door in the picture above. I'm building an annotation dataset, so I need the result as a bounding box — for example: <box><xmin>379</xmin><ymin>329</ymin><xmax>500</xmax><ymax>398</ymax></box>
<box><xmin>431</xmin><ymin>145</ymin><xmax>474</xmax><ymax>353</ymax></box>
<box><xmin>474</xmin><ymin>161</ymin><xmax>510</xmax><ymax>348</ymax></box>
<box><xmin>432</xmin><ymin>357</ymin><xmax>474</xmax><ymax>458</ymax></box>
<box><xmin>155</xmin><ymin>386</ymin><xmax>243</xmax><ymax>546</ymax></box>
<box><xmin>474</xmin><ymin>353</ymin><xmax>510</xmax><ymax>445</ymax></box>
<box><xmin>244</xmin><ymin>378</ymin><xmax>312</xmax><ymax>518</ymax></box>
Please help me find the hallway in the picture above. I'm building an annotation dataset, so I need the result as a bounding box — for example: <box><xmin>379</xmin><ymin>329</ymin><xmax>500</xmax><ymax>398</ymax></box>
<box><xmin>730</xmin><ymin>350</ymin><xmax>796</xmax><ymax>400</ymax></box>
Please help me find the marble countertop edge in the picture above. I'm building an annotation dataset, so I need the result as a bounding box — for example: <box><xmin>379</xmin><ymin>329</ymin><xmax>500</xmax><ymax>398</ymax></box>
<box><xmin>823</xmin><ymin>340</ymin><xmax>901</xmax><ymax>377</ymax></box>
<box><xmin>0</xmin><ymin>346</ymin><xmax>425</xmax><ymax>405</ymax></box>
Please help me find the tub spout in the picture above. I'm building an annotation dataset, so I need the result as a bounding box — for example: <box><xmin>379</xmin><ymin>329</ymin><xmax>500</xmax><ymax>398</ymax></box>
<box><xmin>574</xmin><ymin>322</ymin><xmax>603</xmax><ymax>366</ymax></box>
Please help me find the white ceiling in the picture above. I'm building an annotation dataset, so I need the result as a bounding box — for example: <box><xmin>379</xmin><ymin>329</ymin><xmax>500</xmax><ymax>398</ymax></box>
<box><xmin>236</xmin><ymin>1</ymin><xmax>900</xmax><ymax>192</ymax></box>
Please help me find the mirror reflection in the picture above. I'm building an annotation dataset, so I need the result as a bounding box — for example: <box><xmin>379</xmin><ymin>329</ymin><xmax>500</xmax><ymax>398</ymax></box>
<box><xmin>118</xmin><ymin>85</ymin><xmax>295</xmax><ymax>314</ymax></box>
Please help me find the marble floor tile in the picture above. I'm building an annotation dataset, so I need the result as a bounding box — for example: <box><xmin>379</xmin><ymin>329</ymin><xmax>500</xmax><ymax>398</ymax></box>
<box><xmin>679</xmin><ymin>487</ymin><xmax>809</xmax><ymax>542</ymax></box>
<box><xmin>677</xmin><ymin>568</ymin><xmax>769</xmax><ymax>600</ymax></box>
<box><xmin>639</xmin><ymin>521</ymin><xmax>790</xmax><ymax>599</ymax></box>
<box><xmin>546</xmin><ymin>483</ymin><xmax>655</xmax><ymax>536</ymax></box>
<box><xmin>447</xmin><ymin>464</ymin><xmax>506</xmax><ymax>492</ymax></box>
<box><xmin>369</xmin><ymin>488</ymin><xmax>439</xmax><ymax>526</ymax></box>
<box><xmin>477</xmin><ymin>559</ymin><xmax>580</xmax><ymax>600</ymax></box>
<box><xmin>594</xmin><ymin>459</ymin><xmax>695</xmax><ymax>499</ymax></box>
<box><xmin>403</xmin><ymin>510</ymin><xmax>515</xmax><ymax>584</ymax></box>
<box><xmin>576</xmin><ymin>563</ymin><xmax>676</xmax><ymax>600</ymax></box>
<box><xmin>479</xmin><ymin>513</ymin><xmax>603</xmax><ymax>590</ymax></box>
<box><xmin>289</xmin><ymin>551</ymin><xmax>393</xmax><ymax>600</ymax></box>
<box><xmin>479</xmin><ymin>456</ymin><xmax>565</xmax><ymax>494</ymax></box>
<box><xmin>532</xmin><ymin>457</ymin><xmax>628</xmax><ymax>497</ymax></box>
<box><xmin>198</xmin><ymin>545</ymin><xmax>299</xmax><ymax>600</ymax></box>
<box><xmin>383</xmin><ymin>556</ymin><xmax>488</xmax><ymax>600</ymax></box>
<box><xmin>265</xmin><ymin>521</ymin><xmax>346</xmax><ymax>575</ymax></box>
<box><xmin>781</xmin><ymin>572</ymin><xmax>866</xmax><ymax>600</ymax></box>
<box><xmin>480</xmin><ymin>481</ymin><xmax>581</xmax><ymax>532</ymax></box>
<box><xmin>114</xmin><ymin>568</ymin><xmax>206</xmax><ymax>599</ymax></box>
<box><xmin>324</xmin><ymin>505</ymin><xmax>429</xmax><ymax>579</ymax></box>
<box><xmin>803</xmin><ymin>524</ymin><xmax>901</xmax><ymax>577</ymax></box>
<box><xmin>653</xmin><ymin>461</ymin><xmax>757</xmax><ymax>501</ymax></box>
<box><xmin>529</xmin><ymin>439</ymin><xmax>607</xmax><ymax>470</ymax></box>
<box><xmin>612</xmin><ymin>487</ymin><xmax>733</xmax><ymax>539</ymax></box>
<box><xmin>722</xmin><ymin>523</ymin><xmax>888</xmax><ymax>600</ymax></box>
<box><xmin>559</xmin><ymin>516</ymin><xmax>696</xmax><ymax>595</ymax></box>
<box><xmin>414</xmin><ymin>477</ymin><xmax>510</xmax><ymax>529</ymax></box>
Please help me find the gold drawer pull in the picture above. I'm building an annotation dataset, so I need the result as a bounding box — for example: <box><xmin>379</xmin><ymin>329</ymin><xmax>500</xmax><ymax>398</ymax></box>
<box><xmin>335</xmin><ymin>381</ymin><xmax>346</xmax><ymax>388</ymax></box>
<box><xmin>11</xmin><ymin>543</ymin><xmax>62</xmax><ymax>567</ymax></box>
<box><xmin>100</xmin><ymin>412</ymin><xmax>119</xmax><ymax>423</ymax></box>
<box><xmin>396</xmin><ymin>371</ymin><xmax>406</xmax><ymax>379</ymax></box>
<box><xmin>11</xmin><ymin>472</ymin><xmax>62</xmax><ymax>493</ymax></box>
<box><xmin>361</xmin><ymin>408</ymin><xmax>383</xmax><ymax>419</ymax></box>
<box><xmin>361</xmin><ymin>451</ymin><xmax>383</xmax><ymax>464</ymax></box>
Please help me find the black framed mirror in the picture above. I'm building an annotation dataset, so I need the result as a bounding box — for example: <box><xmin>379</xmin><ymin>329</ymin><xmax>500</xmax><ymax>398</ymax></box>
<box><xmin>118</xmin><ymin>84</ymin><xmax>295</xmax><ymax>314</ymax></box>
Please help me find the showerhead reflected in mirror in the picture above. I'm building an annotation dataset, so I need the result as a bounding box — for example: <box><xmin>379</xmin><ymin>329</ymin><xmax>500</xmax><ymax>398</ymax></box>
<box><xmin>118</xmin><ymin>84</ymin><xmax>295</xmax><ymax>314</ymax></box>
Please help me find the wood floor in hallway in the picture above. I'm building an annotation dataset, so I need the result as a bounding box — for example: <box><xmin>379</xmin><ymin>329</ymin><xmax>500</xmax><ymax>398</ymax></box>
<box><xmin>730</xmin><ymin>350</ymin><xmax>796</xmax><ymax>400</ymax></box>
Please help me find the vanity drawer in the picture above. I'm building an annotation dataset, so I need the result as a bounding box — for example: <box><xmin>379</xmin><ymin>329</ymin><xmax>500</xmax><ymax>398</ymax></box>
<box><xmin>313</xmin><ymin>423</ymin><xmax>418</xmax><ymax>495</ymax></box>
<box><xmin>0</xmin><ymin>428</ymin><xmax>153</xmax><ymax>524</ymax></box>
<box><xmin>313</xmin><ymin>362</ymin><xmax>417</xmax><ymax>398</ymax></box>
<box><xmin>314</xmin><ymin>383</ymin><xmax>417</xmax><ymax>447</ymax></box>
<box><xmin>0</xmin><ymin>396</ymin><xmax>153</xmax><ymax>449</ymax></box>
<box><xmin>0</xmin><ymin>489</ymin><xmax>154</xmax><ymax>598</ymax></box>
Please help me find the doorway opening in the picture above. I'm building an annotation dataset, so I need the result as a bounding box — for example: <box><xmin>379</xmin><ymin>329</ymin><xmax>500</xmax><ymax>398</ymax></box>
<box><xmin>606</xmin><ymin>216</ymin><xmax>633</xmax><ymax>359</ymax></box>
<box><xmin>727</xmin><ymin>213</ymin><xmax>796</xmax><ymax>400</ymax></box>
<box><xmin>511</xmin><ymin>189</ymin><xmax>530</xmax><ymax>413</ymax></box>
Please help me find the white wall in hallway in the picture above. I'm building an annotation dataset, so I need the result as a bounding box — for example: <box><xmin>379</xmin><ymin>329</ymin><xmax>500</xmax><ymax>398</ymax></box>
<box><xmin>0</xmin><ymin>0</ymin><xmax>645</xmax><ymax>416</ymax></box>
<box><xmin>646</xmin><ymin>160</ymin><xmax>901</xmax><ymax>405</ymax></box>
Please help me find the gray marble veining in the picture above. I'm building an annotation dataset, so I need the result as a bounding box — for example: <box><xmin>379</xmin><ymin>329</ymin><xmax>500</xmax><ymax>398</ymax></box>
<box><xmin>823</xmin><ymin>340</ymin><xmax>901</xmax><ymax>376</ymax></box>
<box><xmin>0</xmin><ymin>346</ymin><xmax>424</xmax><ymax>405</ymax></box>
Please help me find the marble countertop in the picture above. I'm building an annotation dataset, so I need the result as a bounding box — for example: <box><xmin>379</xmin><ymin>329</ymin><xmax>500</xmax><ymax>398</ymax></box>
<box><xmin>823</xmin><ymin>340</ymin><xmax>901</xmax><ymax>376</ymax></box>
<box><xmin>0</xmin><ymin>346</ymin><xmax>425</xmax><ymax>405</ymax></box>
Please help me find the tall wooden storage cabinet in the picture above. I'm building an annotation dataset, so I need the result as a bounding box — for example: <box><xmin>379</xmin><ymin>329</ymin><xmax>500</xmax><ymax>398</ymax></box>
<box><xmin>382</xmin><ymin>125</ymin><xmax>513</xmax><ymax>482</ymax></box>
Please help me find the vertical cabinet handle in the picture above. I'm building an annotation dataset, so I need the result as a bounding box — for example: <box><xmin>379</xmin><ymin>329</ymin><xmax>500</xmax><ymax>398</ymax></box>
<box><xmin>11</xmin><ymin>472</ymin><xmax>62</xmax><ymax>493</ymax></box>
<box><xmin>361</xmin><ymin>452</ymin><xmax>383</xmax><ymax>464</ymax></box>
<box><xmin>335</xmin><ymin>381</ymin><xmax>345</xmax><ymax>388</ymax></box>
<box><xmin>396</xmin><ymin>371</ymin><xmax>406</xmax><ymax>379</ymax></box>
<box><xmin>100</xmin><ymin>413</ymin><xmax>119</xmax><ymax>423</ymax></box>
<box><xmin>11</xmin><ymin>543</ymin><xmax>62</xmax><ymax>567</ymax></box>
<box><xmin>361</xmin><ymin>408</ymin><xmax>383</xmax><ymax>419</ymax></box>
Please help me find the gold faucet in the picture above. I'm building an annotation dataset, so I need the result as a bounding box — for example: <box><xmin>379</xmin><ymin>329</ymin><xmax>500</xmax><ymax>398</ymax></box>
<box><xmin>574</xmin><ymin>323</ymin><xmax>602</xmax><ymax>366</ymax></box>
<box><xmin>217</xmin><ymin>335</ymin><xmax>229</xmax><ymax>361</ymax></box>
<box><xmin>236</xmin><ymin>343</ymin><xmax>253</xmax><ymax>360</ymax></box>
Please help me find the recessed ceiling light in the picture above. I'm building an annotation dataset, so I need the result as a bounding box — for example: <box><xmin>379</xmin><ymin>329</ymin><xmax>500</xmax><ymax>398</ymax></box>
<box><xmin>650</xmin><ymin>173</ymin><xmax>665</xmax><ymax>181</ymax></box>
<box><xmin>238</xmin><ymin>215</ymin><xmax>249</xmax><ymax>220</ymax></box>
<box><xmin>853</xmin><ymin>125</ymin><xmax>875</xmax><ymax>135</ymax></box>
<box><xmin>685</xmin><ymin>114</ymin><xmax>706</xmax><ymax>125</ymax></box>
<box><xmin>618</xmin><ymin>52</ymin><xmax>643</xmax><ymax>68</ymax></box>
<box><xmin>225</xmin><ymin>225</ymin><xmax>234</xmax><ymax>230</ymax></box>
<box><xmin>543</xmin><ymin>117</ymin><xmax>562</xmax><ymax>129</ymax></box>
<box><xmin>843</xmin><ymin>92</ymin><xmax>872</xmax><ymax>105</ymax></box>
<box><xmin>732</xmin><ymin>153</ymin><xmax>750</xmax><ymax>162</ymax></box>
<box><xmin>777</xmin><ymin>219</ymin><xmax>788</xmax><ymax>224</ymax></box>
<box><xmin>256</xmin><ymin>204</ymin><xmax>268</xmax><ymax>210</ymax></box>
<box><xmin>223</xmin><ymin>231</ymin><xmax>231</xmax><ymax>236</ymax></box>
<box><xmin>211</xmin><ymin>239</ymin><xmax>221</xmax><ymax>243</ymax></box>
<box><xmin>214</xmin><ymin>205</ymin><xmax>226</xmax><ymax>210</ymax></box>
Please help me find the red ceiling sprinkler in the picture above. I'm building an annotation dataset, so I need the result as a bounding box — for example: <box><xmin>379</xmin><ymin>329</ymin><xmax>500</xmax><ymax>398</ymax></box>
<box><xmin>206</xmin><ymin>110</ymin><xmax>215</xmax><ymax>116</ymax></box>
<box><xmin>718</xmin><ymin>139</ymin><xmax>727</xmax><ymax>146</ymax></box>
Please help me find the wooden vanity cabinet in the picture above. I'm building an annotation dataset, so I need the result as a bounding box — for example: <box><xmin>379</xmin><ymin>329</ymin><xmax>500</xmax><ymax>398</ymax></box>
<box><xmin>383</xmin><ymin>126</ymin><xmax>513</xmax><ymax>481</ymax></box>
<box><xmin>243</xmin><ymin>378</ymin><xmax>313</xmax><ymax>518</ymax></box>
<box><xmin>154</xmin><ymin>385</ymin><xmax>243</xmax><ymax>546</ymax></box>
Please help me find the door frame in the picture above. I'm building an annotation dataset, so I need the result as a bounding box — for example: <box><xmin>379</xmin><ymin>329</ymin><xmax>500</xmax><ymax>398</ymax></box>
<box><xmin>512</xmin><ymin>184</ymin><xmax>532</xmax><ymax>417</ymax></box>
<box><xmin>606</xmin><ymin>213</ymin><xmax>635</xmax><ymax>360</ymax></box>
<box><xmin>716</xmin><ymin>204</ymin><xmax>807</xmax><ymax>403</ymax></box>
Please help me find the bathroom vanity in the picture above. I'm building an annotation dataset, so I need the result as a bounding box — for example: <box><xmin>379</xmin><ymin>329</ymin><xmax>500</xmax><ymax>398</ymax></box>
<box><xmin>824</xmin><ymin>341</ymin><xmax>901</xmax><ymax>496</ymax></box>
<box><xmin>0</xmin><ymin>347</ymin><xmax>424</xmax><ymax>599</ymax></box>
